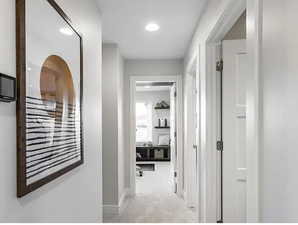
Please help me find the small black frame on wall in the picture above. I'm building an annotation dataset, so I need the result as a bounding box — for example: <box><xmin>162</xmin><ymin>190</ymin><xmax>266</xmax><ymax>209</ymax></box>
<box><xmin>0</xmin><ymin>73</ymin><xmax>16</xmax><ymax>102</ymax></box>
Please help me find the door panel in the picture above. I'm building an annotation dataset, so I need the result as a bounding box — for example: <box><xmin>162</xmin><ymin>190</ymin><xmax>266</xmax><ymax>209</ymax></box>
<box><xmin>222</xmin><ymin>40</ymin><xmax>247</xmax><ymax>222</ymax></box>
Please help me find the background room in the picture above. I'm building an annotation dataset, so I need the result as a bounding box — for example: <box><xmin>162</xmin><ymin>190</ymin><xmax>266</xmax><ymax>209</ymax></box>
<box><xmin>135</xmin><ymin>82</ymin><xmax>173</xmax><ymax>194</ymax></box>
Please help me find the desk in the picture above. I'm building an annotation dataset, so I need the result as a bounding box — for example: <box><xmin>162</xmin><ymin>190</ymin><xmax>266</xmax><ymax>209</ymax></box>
<box><xmin>136</xmin><ymin>145</ymin><xmax>170</xmax><ymax>161</ymax></box>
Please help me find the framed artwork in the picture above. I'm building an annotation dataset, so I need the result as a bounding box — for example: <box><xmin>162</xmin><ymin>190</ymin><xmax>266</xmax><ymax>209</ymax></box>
<box><xmin>16</xmin><ymin>0</ymin><xmax>83</xmax><ymax>197</ymax></box>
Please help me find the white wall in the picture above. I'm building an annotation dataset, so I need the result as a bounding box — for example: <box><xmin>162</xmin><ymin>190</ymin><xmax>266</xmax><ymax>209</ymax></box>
<box><xmin>102</xmin><ymin>44</ymin><xmax>125</xmax><ymax>210</ymax></box>
<box><xmin>136</xmin><ymin>90</ymin><xmax>171</xmax><ymax>146</ymax></box>
<box><xmin>261</xmin><ymin>0</ymin><xmax>298</xmax><ymax>222</ymax></box>
<box><xmin>102</xmin><ymin>44</ymin><xmax>119</xmax><ymax>206</ymax></box>
<box><xmin>124</xmin><ymin>59</ymin><xmax>183</xmax><ymax>191</ymax></box>
<box><xmin>125</xmin><ymin>59</ymin><xmax>184</xmax><ymax>76</ymax></box>
<box><xmin>0</xmin><ymin>0</ymin><xmax>102</xmax><ymax>222</ymax></box>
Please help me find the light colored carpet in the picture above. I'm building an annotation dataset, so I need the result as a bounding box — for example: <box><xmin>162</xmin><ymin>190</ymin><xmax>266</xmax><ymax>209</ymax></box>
<box><xmin>104</xmin><ymin>162</ymin><xmax>198</xmax><ymax>223</ymax></box>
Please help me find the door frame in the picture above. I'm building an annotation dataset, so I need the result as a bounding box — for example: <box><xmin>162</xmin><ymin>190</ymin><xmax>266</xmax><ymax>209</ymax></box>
<box><xmin>129</xmin><ymin>75</ymin><xmax>184</xmax><ymax>197</ymax></box>
<box><xmin>203</xmin><ymin>0</ymin><xmax>262</xmax><ymax>222</ymax></box>
<box><xmin>184</xmin><ymin>57</ymin><xmax>198</xmax><ymax>208</ymax></box>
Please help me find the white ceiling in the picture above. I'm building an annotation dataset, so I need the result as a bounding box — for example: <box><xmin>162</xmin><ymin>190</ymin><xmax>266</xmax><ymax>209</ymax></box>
<box><xmin>97</xmin><ymin>0</ymin><xmax>207</xmax><ymax>59</ymax></box>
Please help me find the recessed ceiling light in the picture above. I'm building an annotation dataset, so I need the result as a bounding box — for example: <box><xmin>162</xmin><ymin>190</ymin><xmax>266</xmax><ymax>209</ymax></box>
<box><xmin>144</xmin><ymin>86</ymin><xmax>151</xmax><ymax>89</ymax></box>
<box><xmin>59</xmin><ymin>27</ymin><xmax>74</xmax><ymax>36</ymax></box>
<box><xmin>145</xmin><ymin>23</ymin><xmax>160</xmax><ymax>32</ymax></box>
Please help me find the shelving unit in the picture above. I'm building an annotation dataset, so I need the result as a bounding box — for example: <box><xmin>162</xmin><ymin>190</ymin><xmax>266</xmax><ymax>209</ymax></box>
<box><xmin>154</xmin><ymin>106</ymin><xmax>170</xmax><ymax>110</ymax></box>
<box><xmin>154</xmin><ymin>126</ymin><xmax>170</xmax><ymax>129</ymax></box>
<box><xmin>136</xmin><ymin>146</ymin><xmax>170</xmax><ymax>162</ymax></box>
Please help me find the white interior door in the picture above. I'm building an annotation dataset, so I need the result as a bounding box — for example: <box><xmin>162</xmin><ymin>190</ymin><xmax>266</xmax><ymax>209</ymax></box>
<box><xmin>170</xmin><ymin>84</ymin><xmax>177</xmax><ymax>193</ymax></box>
<box><xmin>222</xmin><ymin>40</ymin><xmax>247</xmax><ymax>222</ymax></box>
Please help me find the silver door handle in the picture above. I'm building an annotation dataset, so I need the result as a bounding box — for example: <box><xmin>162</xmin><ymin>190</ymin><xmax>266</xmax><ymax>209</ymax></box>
<box><xmin>193</xmin><ymin>145</ymin><xmax>198</xmax><ymax>150</ymax></box>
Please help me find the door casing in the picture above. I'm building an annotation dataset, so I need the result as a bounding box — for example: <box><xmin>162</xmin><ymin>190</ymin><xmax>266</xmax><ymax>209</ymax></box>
<box><xmin>184</xmin><ymin>59</ymin><xmax>199</xmax><ymax>210</ymax></box>
<box><xmin>129</xmin><ymin>75</ymin><xmax>184</xmax><ymax>198</ymax></box>
<box><xmin>184</xmin><ymin>0</ymin><xmax>261</xmax><ymax>222</ymax></box>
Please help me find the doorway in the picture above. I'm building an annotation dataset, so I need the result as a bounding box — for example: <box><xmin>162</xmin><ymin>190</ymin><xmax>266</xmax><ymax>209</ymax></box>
<box><xmin>135</xmin><ymin>81</ymin><xmax>175</xmax><ymax>194</ymax></box>
<box><xmin>217</xmin><ymin>11</ymin><xmax>248</xmax><ymax>223</ymax></box>
<box><xmin>130</xmin><ymin>76</ymin><xmax>183</xmax><ymax>197</ymax></box>
<box><xmin>126</xmin><ymin>76</ymin><xmax>197</xmax><ymax>222</ymax></box>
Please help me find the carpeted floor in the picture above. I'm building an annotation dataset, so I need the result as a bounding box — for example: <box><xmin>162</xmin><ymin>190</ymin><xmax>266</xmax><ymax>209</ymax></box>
<box><xmin>104</xmin><ymin>162</ymin><xmax>197</xmax><ymax>223</ymax></box>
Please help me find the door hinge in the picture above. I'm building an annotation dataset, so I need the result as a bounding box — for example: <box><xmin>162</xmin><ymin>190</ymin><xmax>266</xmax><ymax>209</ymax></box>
<box><xmin>217</xmin><ymin>141</ymin><xmax>223</xmax><ymax>152</ymax></box>
<box><xmin>174</xmin><ymin>91</ymin><xmax>177</xmax><ymax>97</ymax></box>
<box><xmin>174</xmin><ymin>171</ymin><xmax>177</xmax><ymax>177</ymax></box>
<box><xmin>216</xmin><ymin>60</ymin><xmax>223</xmax><ymax>72</ymax></box>
<box><xmin>174</xmin><ymin>131</ymin><xmax>177</xmax><ymax>138</ymax></box>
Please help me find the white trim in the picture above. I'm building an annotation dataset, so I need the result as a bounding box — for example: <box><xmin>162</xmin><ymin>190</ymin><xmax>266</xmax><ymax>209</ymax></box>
<box><xmin>126</xmin><ymin>187</ymin><xmax>135</xmax><ymax>197</ymax></box>
<box><xmin>184</xmin><ymin>72</ymin><xmax>196</xmax><ymax>208</ymax></box>
<box><xmin>183</xmin><ymin>190</ymin><xmax>187</xmax><ymax>200</ymax></box>
<box><xmin>103</xmin><ymin>204</ymin><xmax>119</xmax><ymax>217</ymax></box>
<box><xmin>103</xmin><ymin>188</ymin><xmax>130</xmax><ymax>218</ymax></box>
<box><xmin>119</xmin><ymin>188</ymin><xmax>130</xmax><ymax>214</ymax></box>
<box><xmin>185</xmin><ymin>53</ymin><xmax>202</xmax><ymax>215</ymax></box>
<box><xmin>129</xmin><ymin>75</ymin><xmax>184</xmax><ymax>197</ymax></box>
<box><xmin>246</xmin><ymin>0</ymin><xmax>262</xmax><ymax>222</ymax></box>
<box><xmin>207</xmin><ymin>0</ymin><xmax>247</xmax><ymax>43</ymax></box>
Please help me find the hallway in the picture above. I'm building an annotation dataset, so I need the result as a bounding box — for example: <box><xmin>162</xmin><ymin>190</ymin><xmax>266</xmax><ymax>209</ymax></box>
<box><xmin>2</xmin><ymin>0</ymin><xmax>298</xmax><ymax>223</ymax></box>
<box><xmin>104</xmin><ymin>163</ymin><xmax>197</xmax><ymax>223</ymax></box>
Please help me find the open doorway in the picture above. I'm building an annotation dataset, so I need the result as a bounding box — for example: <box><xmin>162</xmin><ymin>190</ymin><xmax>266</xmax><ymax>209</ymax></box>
<box><xmin>130</xmin><ymin>76</ymin><xmax>184</xmax><ymax>196</ymax></box>
<box><xmin>217</xmin><ymin>10</ymin><xmax>247</xmax><ymax>223</ymax></box>
<box><xmin>127</xmin><ymin>76</ymin><xmax>197</xmax><ymax>222</ymax></box>
<box><xmin>135</xmin><ymin>82</ymin><xmax>175</xmax><ymax>194</ymax></box>
<box><xmin>130</xmin><ymin>76</ymin><xmax>184</xmax><ymax>193</ymax></box>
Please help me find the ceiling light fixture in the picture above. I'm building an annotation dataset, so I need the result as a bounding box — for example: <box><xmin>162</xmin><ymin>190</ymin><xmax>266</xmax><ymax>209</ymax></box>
<box><xmin>144</xmin><ymin>86</ymin><xmax>151</xmax><ymax>89</ymax></box>
<box><xmin>145</xmin><ymin>23</ymin><xmax>160</xmax><ymax>32</ymax></box>
<box><xmin>59</xmin><ymin>27</ymin><xmax>74</xmax><ymax>36</ymax></box>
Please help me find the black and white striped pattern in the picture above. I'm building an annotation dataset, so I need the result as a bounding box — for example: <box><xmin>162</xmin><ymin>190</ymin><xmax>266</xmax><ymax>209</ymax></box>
<box><xmin>26</xmin><ymin>96</ymin><xmax>82</xmax><ymax>185</ymax></box>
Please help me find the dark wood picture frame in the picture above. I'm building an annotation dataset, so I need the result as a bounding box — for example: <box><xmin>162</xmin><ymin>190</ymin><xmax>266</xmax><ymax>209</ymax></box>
<box><xmin>16</xmin><ymin>0</ymin><xmax>84</xmax><ymax>197</ymax></box>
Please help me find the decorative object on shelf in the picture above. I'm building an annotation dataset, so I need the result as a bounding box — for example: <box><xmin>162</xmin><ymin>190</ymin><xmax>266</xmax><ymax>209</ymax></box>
<box><xmin>160</xmin><ymin>118</ymin><xmax>165</xmax><ymax>127</ymax></box>
<box><xmin>0</xmin><ymin>73</ymin><xmax>16</xmax><ymax>102</ymax></box>
<box><xmin>154</xmin><ymin>126</ymin><xmax>170</xmax><ymax>129</ymax></box>
<box><xmin>156</xmin><ymin>118</ymin><xmax>169</xmax><ymax>128</ymax></box>
<box><xmin>136</xmin><ymin>146</ymin><xmax>170</xmax><ymax>162</ymax></box>
<box><xmin>154</xmin><ymin>150</ymin><xmax>164</xmax><ymax>159</ymax></box>
<box><xmin>155</xmin><ymin>102</ymin><xmax>162</xmax><ymax>108</ymax></box>
<box><xmin>160</xmin><ymin>101</ymin><xmax>169</xmax><ymax>108</ymax></box>
<box><xmin>154</xmin><ymin>100</ymin><xmax>170</xmax><ymax>109</ymax></box>
<box><xmin>16</xmin><ymin>0</ymin><xmax>83</xmax><ymax>197</ymax></box>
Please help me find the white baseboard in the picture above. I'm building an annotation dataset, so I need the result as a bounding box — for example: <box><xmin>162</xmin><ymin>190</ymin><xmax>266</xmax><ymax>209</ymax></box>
<box><xmin>103</xmin><ymin>204</ymin><xmax>119</xmax><ymax>217</ymax></box>
<box><xmin>103</xmin><ymin>188</ymin><xmax>130</xmax><ymax>218</ymax></box>
<box><xmin>183</xmin><ymin>189</ymin><xmax>187</xmax><ymax>200</ymax></box>
<box><xmin>119</xmin><ymin>188</ymin><xmax>130</xmax><ymax>214</ymax></box>
<box><xmin>126</xmin><ymin>187</ymin><xmax>135</xmax><ymax>197</ymax></box>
